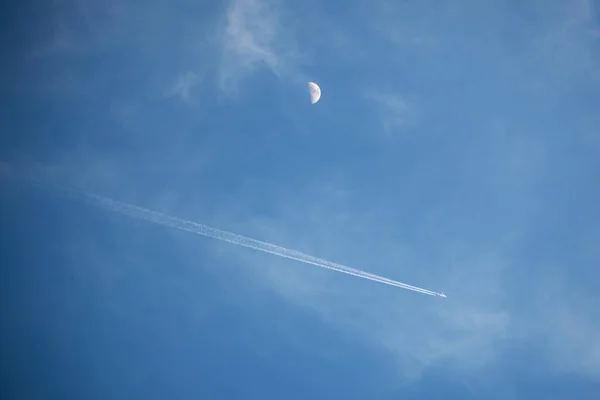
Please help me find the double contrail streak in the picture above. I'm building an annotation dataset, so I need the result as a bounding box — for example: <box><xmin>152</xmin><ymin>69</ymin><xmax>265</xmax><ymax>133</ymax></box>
<box><xmin>11</xmin><ymin>168</ymin><xmax>445</xmax><ymax>297</ymax></box>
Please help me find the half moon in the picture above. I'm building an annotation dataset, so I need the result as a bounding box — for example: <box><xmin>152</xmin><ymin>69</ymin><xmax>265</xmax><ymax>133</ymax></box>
<box><xmin>308</xmin><ymin>81</ymin><xmax>321</xmax><ymax>104</ymax></box>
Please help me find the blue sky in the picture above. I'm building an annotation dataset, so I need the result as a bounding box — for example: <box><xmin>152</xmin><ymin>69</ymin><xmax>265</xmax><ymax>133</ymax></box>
<box><xmin>1</xmin><ymin>0</ymin><xmax>600</xmax><ymax>398</ymax></box>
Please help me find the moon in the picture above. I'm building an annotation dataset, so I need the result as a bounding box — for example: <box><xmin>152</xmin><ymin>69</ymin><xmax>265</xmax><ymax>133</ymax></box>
<box><xmin>308</xmin><ymin>81</ymin><xmax>321</xmax><ymax>104</ymax></box>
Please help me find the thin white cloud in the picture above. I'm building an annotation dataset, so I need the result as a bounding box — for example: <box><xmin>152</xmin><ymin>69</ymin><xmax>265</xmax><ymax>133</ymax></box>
<box><xmin>368</xmin><ymin>92</ymin><xmax>418</xmax><ymax>135</ymax></box>
<box><xmin>216</xmin><ymin>0</ymin><xmax>298</xmax><ymax>94</ymax></box>
<box><xmin>166</xmin><ymin>71</ymin><xmax>203</xmax><ymax>102</ymax></box>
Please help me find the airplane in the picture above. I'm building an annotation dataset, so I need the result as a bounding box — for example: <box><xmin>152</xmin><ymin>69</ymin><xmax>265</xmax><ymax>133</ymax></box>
<box><xmin>438</xmin><ymin>292</ymin><xmax>447</xmax><ymax>298</ymax></box>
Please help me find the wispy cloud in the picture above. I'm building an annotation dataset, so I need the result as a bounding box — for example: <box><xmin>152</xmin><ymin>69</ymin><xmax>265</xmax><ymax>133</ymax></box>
<box><xmin>216</xmin><ymin>0</ymin><xmax>297</xmax><ymax>93</ymax></box>
<box><xmin>367</xmin><ymin>92</ymin><xmax>418</xmax><ymax>135</ymax></box>
<box><xmin>166</xmin><ymin>71</ymin><xmax>203</xmax><ymax>102</ymax></box>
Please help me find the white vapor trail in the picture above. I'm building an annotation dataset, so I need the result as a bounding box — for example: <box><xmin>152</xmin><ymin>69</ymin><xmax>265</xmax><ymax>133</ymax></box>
<box><xmin>17</xmin><ymin>171</ymin><xmax>445</xmax><ymax>297</ymax></box>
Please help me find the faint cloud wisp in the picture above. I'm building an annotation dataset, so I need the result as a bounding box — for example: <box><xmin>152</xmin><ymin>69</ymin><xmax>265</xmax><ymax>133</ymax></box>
<box><xmin>167</xmin><ymin>71</ymin><xmax>203</xmax><ymax>102</ymax></box>
<box><xmin>217</xmin><ymin>0</ymin><xmax>296</xmax><ymax>94</ymax></box>
<box><xmin>368</xmin><ymin>91</ymin><xmax>418</xmax><ymax>135</ymax></box>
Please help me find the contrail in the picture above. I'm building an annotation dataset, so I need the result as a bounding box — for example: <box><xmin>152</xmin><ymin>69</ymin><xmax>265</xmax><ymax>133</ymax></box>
<box><xmin>10</xmin><ymin>169</ymin><xmax>446</xmax><ymax>297</ymax></box>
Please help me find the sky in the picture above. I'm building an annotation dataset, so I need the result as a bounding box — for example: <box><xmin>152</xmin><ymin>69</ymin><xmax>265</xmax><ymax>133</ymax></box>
<box><xmin>1</xmin><ymin>0</ymin><xmax>600</xmax><ymax>398</ymax></box>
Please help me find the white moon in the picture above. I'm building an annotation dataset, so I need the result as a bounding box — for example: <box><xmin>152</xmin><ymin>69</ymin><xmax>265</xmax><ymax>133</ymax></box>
<box><xmin>308</xmin><ymin>81</ymin><xmax>321</xmax><ymax>104</ymax></box>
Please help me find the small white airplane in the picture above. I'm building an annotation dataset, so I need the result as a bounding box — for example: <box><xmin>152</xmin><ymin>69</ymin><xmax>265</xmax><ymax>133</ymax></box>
<box><xmin>438</xmin><ymin>292</ymin><xmax>447</xmax><ymax>298</ymax></box>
